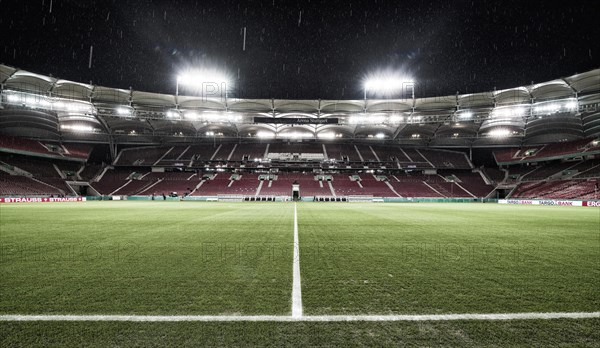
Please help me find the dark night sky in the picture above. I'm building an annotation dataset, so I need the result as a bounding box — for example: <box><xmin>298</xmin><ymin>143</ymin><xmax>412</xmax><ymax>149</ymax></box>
<box><xmin>1</xmin><ymin>0</ymin><xmax>599</xmax><ymax>99</ymax></box>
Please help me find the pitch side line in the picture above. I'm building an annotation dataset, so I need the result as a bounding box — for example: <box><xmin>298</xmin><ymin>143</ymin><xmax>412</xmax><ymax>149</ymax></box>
<box><xmin>292</xmin><ymin>202</ymin><xmax>303</xmax><ymax>317</ymax></box>
<box><xmin>1</xmin><ymin>312</ymin><xmax>599</xmax><ymax>322</ymax></box>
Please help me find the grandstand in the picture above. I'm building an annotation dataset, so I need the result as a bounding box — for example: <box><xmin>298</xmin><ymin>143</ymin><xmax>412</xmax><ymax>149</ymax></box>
<box><xmin>0</xmin><ymin>64</ymin><xmax>599</xmax><ymax>201</ymax></box>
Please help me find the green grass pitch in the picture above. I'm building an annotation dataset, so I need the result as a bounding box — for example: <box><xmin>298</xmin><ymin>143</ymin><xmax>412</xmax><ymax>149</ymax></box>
<box><xmin>1</xmin><ymin>201</ymin><xmax>599</xmax><ymax>346</ymax></box>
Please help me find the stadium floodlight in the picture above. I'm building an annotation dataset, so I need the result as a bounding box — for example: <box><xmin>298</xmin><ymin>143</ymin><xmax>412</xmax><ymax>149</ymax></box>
<box><xmin>281</xmin><ymin>131</ymin><xmax>312</xmax><ymax>139</ymax></box>
<box><xmin>24</xmin><ymin>95</ymin><xmax>39</xmax><ymax>105</ymax></box>
<box><xmin>38</xmin><ymin>99</ymin><xmax>52</xmax><ymax>108</ymax></box>
<box><xmin>256</xmin><ymin>131</ymin><xmax>275</xmax><ymax>138</ymax></box>
<box><xmin>184</xmin><ymin>111</ymin><xmax>199</xmax><ymax>120</ymax></box>
<box><xmin>459</xmin><ymin>111</ymin><xmax>473</xmax><ymax>119</ymax></box>
<box><xmin>364</xmin><ymin>78</ymin><xmax>404</xmax><ymax>92</ymax></box>
<box><xmin>166</xmin><ymin>110</ymin><xmax>180</xmax><ymax>119</ymax></box>
<box><xmin>493</xmin><ymin>105</ymin><xmax>527</xmax><ymax>118</ymax></box>
<box><xmin>565</xmin><ymin>100</ymin><xmax>578</xmax><ymax>110</ymax></box>
<box><xmin>318</xmin><ymin>132</ymin><xmax>336</xmax><ymax>139</ymax></box>
<box><xmin>61</xmin><ymin>124</ymin><xmax>94</xmax><ymax>132</ymax></box>
<box><xmin>363</xmin><ymin>73</ymin><xmax>414</xmax><ymax>100</ymax></box>
<box><xmin>389</xmin><ymin>115</ymin><xmax>403</xmax><ymax>123</ymax></box>
<box><xmin>6</xmin><ymin>94</ymin><xmax>20</xmax><ymax>103</ymax></box>
<box><xmin>176</xmin><ymin>68</ymin><xmax>232</xmax><ymax>99</ymax></box>
<box><xmin>488</xmin><ymin>128</ymin><xmax>511</xmax><ymax>137</ymax></box>
<box><xmin>116</xmin><ymin>107</ymin><xmax>131</xmax><ymax>116</ymax></box>
<box><xmin>375</xmin><ymin>133</ymin><xmax>386</xmax><ymax>139</ymax></box>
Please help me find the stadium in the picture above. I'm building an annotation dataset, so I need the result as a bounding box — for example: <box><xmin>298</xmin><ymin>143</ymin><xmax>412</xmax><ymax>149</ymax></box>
<box><xmin>1</xmin><ymin>1</ymin><xmax>600</xmax><ymax>347</ymax></box>
<box><xmin>1</xmin><ymin>64</ymin><xmax>600</xmax><ymax>203</ymax></box>
<box><xmin>1</xmin><ymin>63</ymin><xmax>599</xmax><ymax>345</ymax></box>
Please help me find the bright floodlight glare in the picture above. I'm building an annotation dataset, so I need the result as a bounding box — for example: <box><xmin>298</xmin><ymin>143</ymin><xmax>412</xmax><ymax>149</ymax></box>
<box><xmin>178</xmin><ymin>68</ymin><xmax>231</xmax><ymax>87</ymax></box>
<box><xmin>565</xmin><ymin>101</ymin><xmax>578</xmax><ymax>110</ymax></box>
<box><xmin>7</xmin><ymin>94</ymin><xmax>20</xmax><ymax>103</ymax></box>
<box><xmin>363</xmin><ymin>71</ymin><xmax>414</xmax><ymax>98</ymax></box>
<box><xmin>375</xmin><ymin>133</ymin><xmax>386</xmax><ymax>139</ymax></box>
<box><xmin>185</xmin><ymin>112</ymin><xmax>199</xmax><ymax>120</ymax></box>
<box><xmin>318</xmin><ymin>132</ymin><xmax>336</xmax><ymax>139</ymax></box>
<box><xmin>61</xmin><ymin>124</ymin><xmax>93</xmax><ymax>132</ymax></box>
<box><xmin>489</xmin><ymin>128</ymin><xmax>511</xmax><ymax>137</ymax></box>
<box><xmin>256</xmin><ymin>131</ymin><xmax>275</xmax><ymax>138</ymax></box>
<box><xmin>116</xmin><ymin>107</ymin><xmax>130</xmax><ymax>115</ymax></box>
<box><xmin>281</xmin><ymin>131</ymin><xmax>312</xmax><ymax>139</ymax></box>
<box><xmin>493</xmin><ymin>105</ymin><xmax>527</xmax><ymax>118</ymax></box>
<box><xmin>389</xmin><ymin>115</ymin><xmax>403</xmax><ymax>123</ymax></box>
<box><xmin>364</xmin><ymin>77</ymin><xmax>412</xmax><ymax>92</ymax></box>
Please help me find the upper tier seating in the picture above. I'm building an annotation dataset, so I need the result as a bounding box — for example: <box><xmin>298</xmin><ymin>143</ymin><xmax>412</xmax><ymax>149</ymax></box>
<box><xmin>82</xmin><ymin>142</ymin><xmax>475</xmax><ymax>171</ymax></box>
<box><xmin>62</xmin><ymin>144</ymin><xmax>93</xmax><ymax>159</ymax></box>
<box><xmin>115</xmin><ymin>147</ymin><xmax>170</xmax><ymax>166</ymax></box>
<box><xmin>229</xmin><ymin>143</ymin><xmax>267</xmax><ymax>161</ymax></box>
<box><xmin>186</xmin><ymin>144</ymin><xmax>221</xmax><ymax>162</ymax></box>
<box><xmin>567</xmin><ymin>159</ymin><xmax>600</xmax><ymax>177</ymax></box>
<box><xmin>79</xmin><ymin>164</ymin><xmax>102</xmax><ymax>181</ymax></box>
<box><xmin>355</xmin><ymin>145</ymin><xmax>378</xmax><ymax>162</ymax></box>
<box><xmin>372</xmin><ymin>146</ymin><xmax>411</xmax><ymax>163</ymax></box>
<box><xmin>324</xmin><ymin>144</ymin><xmax>359</xmax><ymax>161</ymax></box>
<box><xmin>268</xmin><ymin>143</ymin><xmax>324</xmax><ymax>154</ymax></box>
<box><xmin>505</xmin><ymin>166</ymin><xmax>538</xmax><ymax>183</ymax></box>
<box><xmin>482</xmin><ymin>167</ymin><xmax>505</xmax><ymax>184</ymax></box>
<box><xmin>154</xmin><ymin>146</ymin><xmax>192</xmax><ymax>166</ymax></box>
<box><xmin>418</xmin><ymin>149</ymin><xmax>472</xmax><ymax>169</ymax></box>
<box><xmin>400</xmin><ymin>148</ymin><xmax>433</xmax><ymax>168</ymax></box>
<box><xmin>574</xmin><ymin>160</ymin><xmax>600</xmax><ymax>178</ymax></box>
<box><xmin>211</xmin><ymin>143</ymin><xmax>237</xmax><ymax>161</ymax></box>
<box><xmin>0</xmin><ymin>135</ymin><xmax>91</xmax><ymax>160</ymax></box>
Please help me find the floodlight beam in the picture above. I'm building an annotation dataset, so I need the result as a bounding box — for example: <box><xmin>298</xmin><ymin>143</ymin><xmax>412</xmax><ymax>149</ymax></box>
<box><xmin>363</xmin><ymin>75</ymin><xmax>415</xmax><ymax>100</ymax></box>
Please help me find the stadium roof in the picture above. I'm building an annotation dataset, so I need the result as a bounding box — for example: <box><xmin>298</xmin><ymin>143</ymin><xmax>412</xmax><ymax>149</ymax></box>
<box><xmin>1</xmin><ymin>64</ymin><xmax>599</xmax><ymax>147</ymax></box>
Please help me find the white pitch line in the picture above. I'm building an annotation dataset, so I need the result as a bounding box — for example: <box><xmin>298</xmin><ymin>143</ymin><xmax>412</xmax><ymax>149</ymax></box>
<box><xmin>0</xmin><ymin>312</ymin><xmax>598</xmax><ymax>322</ymax></box>
<box><xmin>292</xmin><ymin>202</ymin><xmax>303</xmax><ymax>318</ymax></box>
